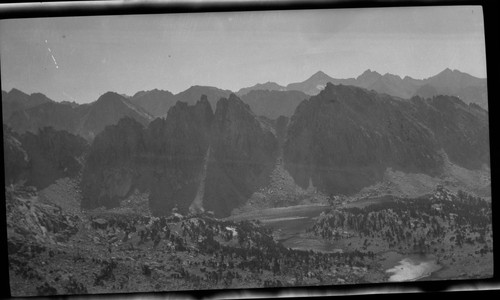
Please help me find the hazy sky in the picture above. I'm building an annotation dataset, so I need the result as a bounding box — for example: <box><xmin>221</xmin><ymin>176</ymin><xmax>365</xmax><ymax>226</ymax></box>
<box><xmin>0</xmin><ymin>5</ymin><xmax>487</xmax><ymax>103</ymax></box>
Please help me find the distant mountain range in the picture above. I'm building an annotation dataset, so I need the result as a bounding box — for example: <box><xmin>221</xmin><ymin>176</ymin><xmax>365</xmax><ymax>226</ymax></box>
<box><xmin>236</xmin><ymin>68</ymin><xmax>487</xmax><ymax>109</ymax></box>
<box><xmin>1</xmin><ymin>67</ymin><xmax>488</xmax><ymax>153</ymax></box>
<box><xmin>3</xmin><ymin>89</ymin><xmax>152</xmax><ymax>141</ymax></box>
<box><xmin>2</xmin><ymin>68</ymin><xmax>488</xmax><ymax>133</ymax></box>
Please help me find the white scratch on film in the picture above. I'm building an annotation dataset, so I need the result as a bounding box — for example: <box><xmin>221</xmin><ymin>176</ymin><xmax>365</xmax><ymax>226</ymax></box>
<box><xmin>45</xmin><ymin>39</ymin><xmax>59</xmax><ymax>69</ymax></box>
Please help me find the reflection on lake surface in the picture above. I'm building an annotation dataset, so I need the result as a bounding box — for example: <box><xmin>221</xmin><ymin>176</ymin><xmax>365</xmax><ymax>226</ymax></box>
<box><xmin>385</xmin><ymin>254</ymin><xmax>442</xmax><ymax>282</ymax></box>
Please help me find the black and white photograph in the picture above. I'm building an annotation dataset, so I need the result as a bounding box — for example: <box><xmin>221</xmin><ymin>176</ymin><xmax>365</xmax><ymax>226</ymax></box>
<box><xmin>0</xmin><ymin>2</ymin><xmax>494</xmax><ymax>297</ymax></box>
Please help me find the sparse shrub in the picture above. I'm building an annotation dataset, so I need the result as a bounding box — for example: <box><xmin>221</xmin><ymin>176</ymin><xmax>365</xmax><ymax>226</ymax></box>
<box><xmin>64</xmin><ymin>276</ymin><xmax>88</xmax><ymax>294</ymax></box>
<box><xmin>36</xmin><ymin>282</ymin><xmax>58</xmax><ymax>296</ymax></box>
<box><xmin>93</xmin><ymin>259</ymin><xmax>117</xmax><ymax>286</ymax></box>
<box><xmin>142</xmin><ymin>264</ymin><xmax>152</xmax><ymax>277</ymax></box>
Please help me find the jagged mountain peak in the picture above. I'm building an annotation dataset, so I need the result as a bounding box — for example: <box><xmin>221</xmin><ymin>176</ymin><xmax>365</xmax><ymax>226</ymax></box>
<box><xmin>357</xmin><ymin>69</ymin><xmax>381</xmax><ymax>80</ymax></box>
<box><xmin>441</xmin><ymin>67</ymin><xmax>454</xmax><ymax>74</ymax></box>
<box><xmin>319</xmin><ymin>81</ymin><xmax>365</xmax><ymax>97</ymax></box>
<box><xmin>431</xmin><ymin>68</ymin><xmax>482</xmax><ymax>80</ymax></box>
<box><xmin>303</xmin><ymin>70</ymin><xmax>334</xmax><ymax>83</ymax></box>
<box><xmin>183</xmin><ymin>85</ymin><xmax>231</xmax><ymax>93</ymax></box>
<box><xmin>235</xmin><ymin>81</ymin><xmax>286</xmax><ymax>96</ymax></box>
<box><xmin>382</xmin><ymin>73</ymin><xmax>402</xmax><ymax>80</ymax></box>
<box><xmin>135</xmin><ymin>88</ymin><xmax>173</xmax><ymax>96</ymax></box>
<box><xmin>220</xmin><ymin>93</ymin><xmax>254</xmax><ymax>115</ymax></box>
<box><xmin>310</xmin><ymin>70</ymin><xmax>329</xmax><ymax>78</ymax></box>
<box><xmin>7</xmin><ymin>88</ymin><xmax>28</xmax><ymax>97</ymax></box>
<box><xmin>228</xmin><ymin>93</ymin><xmax>240</xmax><ymax>102</ymax></box>
<box><xmin>96</xmin><ymin>91</ymin><xmax>124</xmax><ymax>102</ymax></box>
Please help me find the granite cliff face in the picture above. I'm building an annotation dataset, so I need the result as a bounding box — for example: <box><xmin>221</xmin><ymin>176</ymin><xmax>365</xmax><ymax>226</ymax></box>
<box><xmin>80</xmin><ymin>94</ymin><xmax>277</xmax><ymax>216</ymax></box>
<box><xmin>203</xmin><ymin>94</ymin><xmax>278</xmax><ymax>216</ymax></box>
<box><xmin>81</xmin><ymin>117</ymin><xmax>146</xmax><ymax>209</ymax></box>
<box><xmin>283</xmin><ymin>83</ymin><xmax>488</xmax><ymax>196</ymax></box>
<box><xmin>81</xmin><ymin>99</ymin><xmax>213</xmax><ymax>212</ymax></box>
<box><xmin>143</xmin><ymin>97</ymin><xmax>214</xmax><ymax>215</ymax></box>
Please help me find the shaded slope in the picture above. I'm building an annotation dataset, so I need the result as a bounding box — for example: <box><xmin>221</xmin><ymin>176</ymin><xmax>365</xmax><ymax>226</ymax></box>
<box><xmin>283</xmin><ymin>83</ymin><xmax>489</xmax><ymax>196</ymax></box>
<box><xmin>130</xmin><ymin>89</ymin><xmax>176</xmax><ymax>117</ymax></box>
<box><xmin>2</xmin><ymin>88</ymin><xmax>53</xmax><ymax>120</ymax></box>
<box><xmin>3</xmin><ymin>125</ymin><xmax>89</xmax><ymax>189</ymax></box>
<box><xmin>79</xmin><ymin>92</ymin><xmax>152</xmax><ymax>140</ymax></box>
<box><xmin>240</xmin><ymin>90</ymin><xmax>308</xmax><ymax>119</ymax></box>
<box><xmin>81</xmin><ymin>97</ymin><xmax>214</xmax><ymax>213</ymax></box>
<box><xmin>203</xmin><ymin>94</ymin><xmax>279</xmax><ymax>216</ymax></box>
<box><xmin>81</xmin><ymin>94</ymin><xmax>278</xmax><ymax>217</ymax></box>
<box><xmin>236</xmin><ymin>81</ymin><xmax>286</xmax><ymax>96</ymax></box>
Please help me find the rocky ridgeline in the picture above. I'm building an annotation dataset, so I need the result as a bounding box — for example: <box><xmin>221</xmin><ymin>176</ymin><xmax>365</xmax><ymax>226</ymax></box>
<box><xmin>81</xmin><ymin>94</ymin><xmax>278</xmax><ymax>217</ymax></box>
<box><xmin>284</xmin><ymin>83</ymin><xmax>489</xmax><ymax>197</ymax></box>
